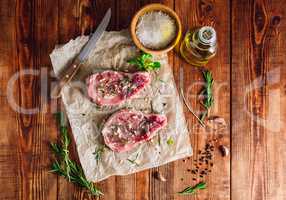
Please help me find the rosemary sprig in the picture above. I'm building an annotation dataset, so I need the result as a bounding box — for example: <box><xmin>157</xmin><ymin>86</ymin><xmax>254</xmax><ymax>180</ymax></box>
<box><xmin>50</xmin><ymin>126</ymin><xmax>71</xmax><ymax>180</ymax></box>
<box><xmin>200</xmin><ymin>70</ymin><xmax>214</xmax><ymax>121</ymax></box>
<box><xmin>178</xmin><ymin>182</ymin><xmax>206</xmax><ymax>195</ymax></box>
<box><xmin>128</xmin><ymin>51</ymin><xmax>161</xmax><ymax>71</ymax></box>
<box><xmin>50</xmin><ymin>112</ymin><xmax>103</xmax><ymax>196</ymax></box>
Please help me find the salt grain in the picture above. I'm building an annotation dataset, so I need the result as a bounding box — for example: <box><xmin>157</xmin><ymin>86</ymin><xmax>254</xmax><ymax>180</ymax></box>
<box><xmin>136</xmin><ymin>11</ymin><xmax>177</xmax><ymax>50</ymax></box>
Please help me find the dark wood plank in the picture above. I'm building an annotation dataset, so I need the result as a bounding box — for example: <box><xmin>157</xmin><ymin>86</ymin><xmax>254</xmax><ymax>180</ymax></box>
<box><xmin>114</xmin><ymin>0</ymin><xmax>141</xmax><ymax>30</ymax></box>
<box><xmin>231</xmin><ymin>0</ymin><xmax>286</xmax><ymax>199</ymax></box>
<box><xmin>0</xmin><ymin>0</ymin><xmax>59</xmax><ymax>200</ymax></box>
<box><xmin>174</xmin><ymin>0</ymin><xmax>230</xmax><ymax>199</ymax></box>
<box><xmin>56</xmin><ymin>0</ymin><xmax>80</xmax><ymax>198</ymax></box>
<box><xmin>0</xmin><ymin>0</ymin><xmax>20</xmax><ymax>199</ymax></box>
<box><xmin>58</xmin><ymin>0</ymin><xmax>80</xmax><ymax>43</ymax></box>
<box><xmin>31</xmin><ymin>0</ymin><xmax>59</xmax><ymax>199</ymax></box>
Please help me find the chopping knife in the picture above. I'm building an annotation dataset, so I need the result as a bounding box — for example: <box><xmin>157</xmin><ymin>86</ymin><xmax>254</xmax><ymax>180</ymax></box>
<box><xmin>51</xmin><ymin>8</ymin><xmax>111</xmax><ymax>98</ymax></box>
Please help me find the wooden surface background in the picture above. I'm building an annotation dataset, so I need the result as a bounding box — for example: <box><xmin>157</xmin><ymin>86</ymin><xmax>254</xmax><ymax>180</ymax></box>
<box><xmin>0</xmin><ymin>0</ymin><xmax>285</xmax><ymax>199</ymax></box>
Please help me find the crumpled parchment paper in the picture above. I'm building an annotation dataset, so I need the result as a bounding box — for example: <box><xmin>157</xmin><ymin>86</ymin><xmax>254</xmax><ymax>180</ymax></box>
<box><xmin>50</xmin><ymin>30</ymin><xmax>192</xmax><ymax>182</ymax></box>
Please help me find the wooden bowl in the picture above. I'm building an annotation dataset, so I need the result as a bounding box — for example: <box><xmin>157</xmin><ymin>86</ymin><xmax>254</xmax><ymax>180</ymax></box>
<box><xmin>130</xmin><ymin>3</ymin><xmax>182</xmax><ymax>54</ymax></box>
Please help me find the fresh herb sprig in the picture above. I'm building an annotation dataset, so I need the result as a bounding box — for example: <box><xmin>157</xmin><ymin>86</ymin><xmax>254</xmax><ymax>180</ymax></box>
<box><xmin>128</xmin><ymin>52</ymin><xmax>161</xmax><ymax>71</ymax></box>
<box><xmin>200</xmin><ymin>70</ymin><xmax>214</xmax><ymax>121</ymax></box>
<box><xmin>50</xmin><ymin>112</ymin><xmax>103</xmax><ymax>196</ymax></box>
<box><xmin>93</xmin><ymin>145</ymin><xmax>105</xmax><ymax>163</ymax></box>
<box><xmin>178</xmin><ymin>182</ymin><xmax>206</xmax><ymax>195</ymax></box>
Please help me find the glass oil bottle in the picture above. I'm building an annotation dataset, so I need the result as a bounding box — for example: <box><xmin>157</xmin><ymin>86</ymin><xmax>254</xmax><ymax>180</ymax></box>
<box><xmin>180</xmin><ymin>26</ymin><xmax>217</xmax><ymax>66</ymax></box>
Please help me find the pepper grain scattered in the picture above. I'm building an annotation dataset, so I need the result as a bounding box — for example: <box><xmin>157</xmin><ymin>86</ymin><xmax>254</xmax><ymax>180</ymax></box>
<box><xmin>188</xmin><ymin>140</ymin><xmax>216</xmax><ymax>180</ymax></box>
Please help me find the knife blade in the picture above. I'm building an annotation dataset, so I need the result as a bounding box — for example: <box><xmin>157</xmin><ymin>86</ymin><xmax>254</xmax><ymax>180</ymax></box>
<box><xmin>77</xmin><ymin>8</ymin><xmax>111</xmax><ymax>61</ymax></box>
<box><xmin>51</xmin><ymin>8</ymin><xmax>111</xmax><ymax>98</ymax></box>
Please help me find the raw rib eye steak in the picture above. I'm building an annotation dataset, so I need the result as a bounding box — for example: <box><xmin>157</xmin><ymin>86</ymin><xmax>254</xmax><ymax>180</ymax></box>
<box><xmin>102</xmin><ymin>109</ymin><xmax>167</xmax><ymax>152</ymax></box>
<box><xmin>86</xmin><ymin>70</ymin><xmax>150</xmax><ymax>106</ymax></box>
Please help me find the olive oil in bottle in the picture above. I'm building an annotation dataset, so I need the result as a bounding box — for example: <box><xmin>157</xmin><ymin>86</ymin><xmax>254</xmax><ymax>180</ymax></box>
<box><xmin>180</xmin><ymin>26</ymin><xmax>217</xmax><ymax>66</ymax></box>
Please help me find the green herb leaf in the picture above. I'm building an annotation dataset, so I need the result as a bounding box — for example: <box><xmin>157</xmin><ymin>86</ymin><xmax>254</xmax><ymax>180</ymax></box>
<box><xmin>141</xmin><ymin>52</ymin><xmax>152</xmax><ymax>60</ymax></box>
<box><xmin>167</xmin><ymin>137</ymin><xmax>174</xmax><ymax>146</ymax></box>
<box><xmin>50</xmin><ymin>142</ymin><xmax>61</xmax><ymax>155</ymax></box>
<box><xmin>178</xmin><ymin>182</ymin><xmax>206</xmax><ymax>195</ymax></box>
<box><xmin>200</xmin><ymin>70</ymin><xmax>214</xmax><ymax>121</ymax></box>
<box><xmin>93</xmin><ymin>145</ymin><xmax>105</xmax><ymax>163</ymax></box>
<box><xmin>55</xmin><ymin>112</ymin><xmax>67</xmax><ymax>127</ymax></box>
<box><xmin>150</xmin><ymin>61</ymin><xmax>161</xmax><ymax>69</ymax></box>
<box><xmin>200</xmin><ymin>110</ymin><xmax>208</xmax><ymax>122</ymax></box>
<box><xmin>127</xmin><ymin>59</ymin><xmax>139</xmax><ymax>66</ymax></box>
<box><xmin>50</xmin><ymin>111</ymin><xmax>103</xmax><ymax>196</ymax></box>
<box><xmin>128</xmin><ymin>51</ymin><xmax>161</xmax><ymax>71</ymax></box>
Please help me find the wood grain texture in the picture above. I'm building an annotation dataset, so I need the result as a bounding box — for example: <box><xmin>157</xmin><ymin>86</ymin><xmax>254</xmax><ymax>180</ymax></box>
<box><xmin>173</xmin><ymin>0</ymin><xmax>230</xmax><ymax>200</ymax></box>
<box><xmin>0</xmin><ymin>0</ymin><xmax>20</xmax><ymax>199</ymax></box>
<box><xmin>56</xmin><ymin>1</ymin><xmax>80</xmax><ymax>199</ymax></box>
<box><xmin>0</xmin><ymin>0</ymin><xmax>60</xmax><ymax>200</ymax></box>
<box><xmin>0</xmin><ymin>0</ymin><xmax>285</xmax><ymax>199</ymax></box>
<box><xmin>231</xmin><ymin>0</ymin><xmax>286</xmax><ymax>200</ymax></box>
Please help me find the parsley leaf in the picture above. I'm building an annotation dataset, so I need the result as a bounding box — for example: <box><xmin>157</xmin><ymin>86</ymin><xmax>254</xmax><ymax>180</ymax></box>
<box><xmin>128</xmin><ymin>52</ymin><xmax>161</xmax><ymax>71</ymax></box>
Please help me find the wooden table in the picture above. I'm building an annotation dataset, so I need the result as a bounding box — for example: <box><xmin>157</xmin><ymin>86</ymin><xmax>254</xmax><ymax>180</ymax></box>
<box><xmin>0</xmin><ymin>0</ymin><xmax>285</xmax><ymax>199</ymax></box>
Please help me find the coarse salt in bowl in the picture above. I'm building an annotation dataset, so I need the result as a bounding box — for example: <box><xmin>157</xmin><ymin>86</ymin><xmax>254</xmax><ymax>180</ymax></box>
<box><xmin>136</xmin><ymin>11</ymin><xmax>177</xmax><ymax>50</ymax></box>
<box><xmin>130</xmin><ymin>3</ymin><xmax>182</xmax><ymax>54</ymax></box>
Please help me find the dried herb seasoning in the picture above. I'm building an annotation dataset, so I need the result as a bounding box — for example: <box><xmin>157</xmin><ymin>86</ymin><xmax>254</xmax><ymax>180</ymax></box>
<box><xmin>93</xmin><ymin>145</ymin><xmax>105</xmax><ymax>163</ymax></box>
<box><xmin>127</xmin><ymin>153</ymin><xmax>140</xmax><ymax>166</ymax></box>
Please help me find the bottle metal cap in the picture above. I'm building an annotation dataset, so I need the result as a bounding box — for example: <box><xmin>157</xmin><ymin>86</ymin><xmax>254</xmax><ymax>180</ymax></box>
<box><xmin>198</xmin><ymin>26</ymin><xmax>217</xmax><ymax>44</ymax></box>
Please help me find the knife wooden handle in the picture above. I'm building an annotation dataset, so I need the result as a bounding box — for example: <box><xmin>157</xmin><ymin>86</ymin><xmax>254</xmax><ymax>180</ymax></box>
<box><xmin>51</xmin><ymin>59</ymin><xmax>82</xmax><ymax>99</ymax></box>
